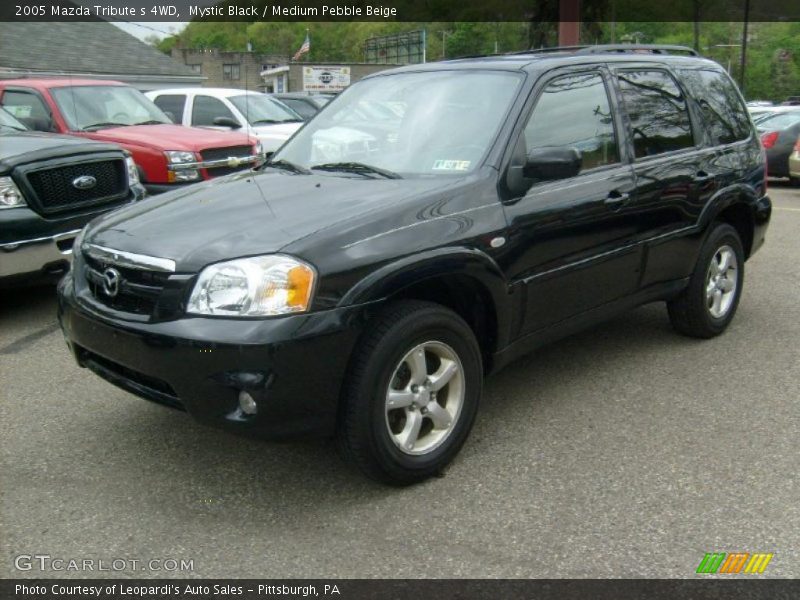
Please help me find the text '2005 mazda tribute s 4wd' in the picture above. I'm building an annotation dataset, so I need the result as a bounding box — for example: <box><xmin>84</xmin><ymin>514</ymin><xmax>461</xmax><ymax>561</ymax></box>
<box><xmin>59</xmin><ymin>46</ymin><xmax>771</xmax><ymax>484</ymax></box>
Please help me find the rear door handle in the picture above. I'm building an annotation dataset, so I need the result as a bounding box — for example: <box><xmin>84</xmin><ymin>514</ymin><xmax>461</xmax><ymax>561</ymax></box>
<box><xmin>604</xmin><ymin>190</ymin><xmax>630</xmax><ymax>206</ymax></box>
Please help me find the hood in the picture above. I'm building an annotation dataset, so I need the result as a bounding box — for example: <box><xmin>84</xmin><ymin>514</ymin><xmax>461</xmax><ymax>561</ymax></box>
<box><xmin>85</xmin><ymin>124</ymin><xmax>255</xmax><ymax>151</ymax></box>
<box><xmin>249</xmin><ymin>122</ymin><xmax>303</xmax><ymax>152</ymax></box>
<box><xmin>84</xmin><ymin>169</ymin><xmax>454</xmax><ymax>272</ymax></box>
<box><xmin>0</xmin><ymin>131</ymin><xmax>122</xmax><ymax>171</ymax></box>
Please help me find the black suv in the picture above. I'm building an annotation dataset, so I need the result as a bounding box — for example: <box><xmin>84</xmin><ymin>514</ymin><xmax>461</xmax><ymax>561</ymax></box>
<box><xmin>1</xmin><ymin>108</ymin><xmax>144</xmax><ymax>286</ymax></box>
<box><xmin>58</xmin><ymin>46</ymin><xmax>771</xmax><ymax>484</ymax></box>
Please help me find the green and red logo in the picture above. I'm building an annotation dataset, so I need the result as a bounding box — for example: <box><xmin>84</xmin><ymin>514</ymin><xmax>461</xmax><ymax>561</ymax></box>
<box><xmin>696</xmin><ymin>552</ymin><xmax>773</xmax><ymax>574</ymax></box>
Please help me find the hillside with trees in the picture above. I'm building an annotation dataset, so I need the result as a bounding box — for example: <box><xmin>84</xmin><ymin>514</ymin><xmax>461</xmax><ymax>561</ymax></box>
<box><xmin>156</xmin><ymin>21</ymin><xmax>799</xmax><ymax>101</ymax></box>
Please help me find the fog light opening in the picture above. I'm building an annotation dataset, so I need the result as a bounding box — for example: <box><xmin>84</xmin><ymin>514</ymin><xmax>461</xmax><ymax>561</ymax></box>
<box><xmin>239</xmin><ymin>390</ymin><xmax>258</xmax><ymax>415</ymax></box>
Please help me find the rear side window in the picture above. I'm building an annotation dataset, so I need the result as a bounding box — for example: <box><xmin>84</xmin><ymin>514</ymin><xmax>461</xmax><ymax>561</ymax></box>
<box><xmin>679</xmin><ymin>69</ymin><xmax>751</xmax><ymax>144</ymax></box>
<box><xmin>617</xmin><ymin>70</ymin><xmax>694</xmax><ymax>158</ymax></box>
<box><xmin>152</xmin><ymin>94</ymin><xmax>186</xmax><ymax>124</ymax></box>
<box><xmin>524</xmin><ymin>72</ymin><xmax>619</xmax><ymax>172</ymax></box>
<box><xmin>191</xmin><ymin>95</ymin><xmax>236</xmax><ymax>127</ymax></box>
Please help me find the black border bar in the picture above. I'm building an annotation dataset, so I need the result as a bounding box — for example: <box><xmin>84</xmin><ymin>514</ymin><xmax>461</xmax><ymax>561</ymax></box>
<box><xmin>3</xmin><ymin>579</ymin><xmax>800</xmax><ymax>600</ymax></box>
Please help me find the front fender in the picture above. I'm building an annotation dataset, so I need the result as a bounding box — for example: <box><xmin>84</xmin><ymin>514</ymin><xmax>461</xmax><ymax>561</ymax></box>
<box><xmin>339</xmin><ymin>246</ymin><xmax>514</xmax><ymax>348</ymax></box>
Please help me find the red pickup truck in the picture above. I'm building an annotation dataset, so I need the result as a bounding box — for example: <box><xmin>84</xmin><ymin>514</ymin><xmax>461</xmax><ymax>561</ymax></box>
<box><xmin>0</xmin><ymin>79</ymin><xmax>262</xmax><ymax>194</ymax></box>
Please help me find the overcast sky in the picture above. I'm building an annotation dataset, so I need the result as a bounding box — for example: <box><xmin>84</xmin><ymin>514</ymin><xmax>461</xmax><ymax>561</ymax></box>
<box><xmin>113</xmin><ymin>21</ymin><xmax>188</xmax><ymax>41</ymax></box>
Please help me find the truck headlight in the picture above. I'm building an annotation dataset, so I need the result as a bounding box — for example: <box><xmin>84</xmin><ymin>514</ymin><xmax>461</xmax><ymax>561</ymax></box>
<box><xmin>0</xmin><ymin>176</ymin><xmax>26</xmax><ymax>208</ymax></box>
<box><xmin>187</xmin><ymin>255</ymin><xmax>315</xmax><ymax>317</ymax></box>
<box><xmin>165</xmin><ymin>150</ymin><xmax>201</xmax><ymax>182</ymax></box>
<box><xmin>125</xmin><ymin>156</ymin><xmax>140</xmax><ymax>185</ymax></box>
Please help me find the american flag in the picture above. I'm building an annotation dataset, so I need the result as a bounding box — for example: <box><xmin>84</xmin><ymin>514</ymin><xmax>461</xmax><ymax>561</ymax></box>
<box><xmin>292</xmin><ymin>33</ymin><xmax>310</xmax><ymax>61</ymax></box>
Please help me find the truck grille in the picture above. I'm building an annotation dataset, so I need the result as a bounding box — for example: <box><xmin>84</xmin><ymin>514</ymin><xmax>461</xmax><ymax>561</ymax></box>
<box><xmin>83</xmin><ymin>253</ymin><xmax>169</xmax><ymax>316</ymax></box>
<box><xmin>25</xmin><ymin>159</ymin><xmax>127</xmax><ymax>215</ymax></box>
<box><xmin>201</xmin><ymin>145</ymin><xmax>254</xmax><ymax>177</ymax></box>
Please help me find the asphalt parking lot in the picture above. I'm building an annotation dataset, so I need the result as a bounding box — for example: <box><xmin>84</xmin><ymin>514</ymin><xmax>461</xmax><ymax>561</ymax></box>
<box><xmin>1</xmin><ymin>184</ymin><xmax>799</xmax><ymax>579</ymax></box>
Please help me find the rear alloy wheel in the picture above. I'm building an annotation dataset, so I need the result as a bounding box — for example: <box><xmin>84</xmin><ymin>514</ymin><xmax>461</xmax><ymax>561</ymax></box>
<box><xmin>668</xmin><ymin>223</ymin><xmax>745</xmax><ymax>338</ymax></box>
<box><xmin>338</xmin><ymin>300</ymin><xmax>482</xmax><ymax>485</ymax></box>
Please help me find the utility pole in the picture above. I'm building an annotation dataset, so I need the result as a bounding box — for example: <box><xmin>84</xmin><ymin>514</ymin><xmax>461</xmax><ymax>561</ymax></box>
<box><xmin>740</xmin><ymin>0</ymin><xmax>750</xmax><ymax>94</ymax></box>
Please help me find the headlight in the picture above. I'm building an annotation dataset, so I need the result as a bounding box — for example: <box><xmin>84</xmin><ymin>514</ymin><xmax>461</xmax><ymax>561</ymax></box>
<box><xmin>0</xmin><ymin>176</ymin><xmax>26</xmax><ymax>209</ymax></box>
<box><xmin>187</xmin><ymin>255</ymin><xmax>316</xmax><ymax>317</ymax></box>
<box><xmin>165</xmin><ymin>150</ymin><xmax>201</xmax><ymax>182</ymax></box>
<box><xmin>125</xmin><ymin>156</ymin><xmax>140</xmax><ymax>185</ymax></box>
<box><xmin>165</xmin><ymin>150</ymin><xmax>196</xmax><ymax>164</ymax></box>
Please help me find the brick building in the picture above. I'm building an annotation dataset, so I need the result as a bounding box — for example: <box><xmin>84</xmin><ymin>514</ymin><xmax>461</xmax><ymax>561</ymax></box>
<box><xmin>170</xmin><ymin>48</ymin><xmax>399</xmax><ymax>93</ymax></box>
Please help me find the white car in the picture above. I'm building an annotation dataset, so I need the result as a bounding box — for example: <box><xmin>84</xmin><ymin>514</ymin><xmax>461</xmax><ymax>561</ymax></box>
<box><xmin>146</xmin><ymin>88</ymin><xmax>303</xmax><ymax>153</ymax></box>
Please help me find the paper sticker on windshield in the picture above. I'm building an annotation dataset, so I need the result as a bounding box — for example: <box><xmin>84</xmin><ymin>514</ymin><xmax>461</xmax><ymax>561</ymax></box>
<box><xmin>432</xmin><ymin>160</ymin><xmax>471</xmax><ymax>171</ymax></box>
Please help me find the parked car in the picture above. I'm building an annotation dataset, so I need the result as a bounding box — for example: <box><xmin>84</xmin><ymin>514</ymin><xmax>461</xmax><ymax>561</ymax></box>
<box><xmin>789</xmin><ymin>137</ymin><xmax>800</xmax><ymax>185</ymax></box>
<box><xmin>59</xmin><ymin>45</ymin><xmax>771</xmax><ymax>484</ymax></box>
<box><xmin>1</xmin><ymin>107</ymin><xmax>144</xmax><ymax>287</ymax></box>
<box><xmin>0</xmin><ymin>79</ymin><xmax>262</xmax><ymax>195</ymax></box>
<box><xmin>272</xmin><ymin>92</ymin><xmax>333</xmax><ymax>121</ymax></box>
<box><xmin>146</xmin><ymin>88</ymin><xmax>303</xmax><ymax>154</ymax></box>
<box><xmin>750</xmin><ymin>105</ymin><xmax>800</xmax><ymax>125</ymax></box>
<box><xmin>756</xmin><ymin>109</ymin><xmax>800</xmax><ymax>180</ymax></box>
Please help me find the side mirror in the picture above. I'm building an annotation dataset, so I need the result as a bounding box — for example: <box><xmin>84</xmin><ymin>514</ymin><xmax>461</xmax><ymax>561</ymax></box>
<box><xmin>213</xmin><ymin>116</ymin><xmax>242</xmax><ymax>129</ymax></box>
<box><xmin>20</xmin><ymin>116</ymin><xmax>56</xmax><ymax>132</ymax></box>
<box><xmin>523</xmin><ymin>147</ymin><xmax>582</xmax><ymax>181</ymax></box>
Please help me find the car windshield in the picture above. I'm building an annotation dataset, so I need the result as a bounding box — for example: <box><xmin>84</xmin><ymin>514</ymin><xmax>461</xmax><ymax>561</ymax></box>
<box><xmin>51</xmin><ymin>85</ymin><xmax>172</xmax><ymax>130</ymax></box>
<box><xmin>229</xmin><ymin>94</ymin><xmax>302</xmax><ymax>125</ymax></box>
<box><xmin>757</xmin><ymin>111</ymin><xmax>800</xmax><ymax>130</ymax></box>
<box><xmin>273</xmin><ymin>70</ymin><xmax>523</xmax><ymax>177</ymax></box>
<box><xmin>0</xmin><ymin>108</ymin><xmax>28</xmax><ymax>131</ymax></box>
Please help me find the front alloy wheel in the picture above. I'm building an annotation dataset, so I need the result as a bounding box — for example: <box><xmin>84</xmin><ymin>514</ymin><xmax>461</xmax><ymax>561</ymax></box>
<box><xmin>338</xmin><ymin>300</ymin><xmax>482</xmax><ymax>485</ymax></box>
<box><xmin>385</xmin><ymin>341</ymin><xmax>465</xmax><ymax>455</ymax></box>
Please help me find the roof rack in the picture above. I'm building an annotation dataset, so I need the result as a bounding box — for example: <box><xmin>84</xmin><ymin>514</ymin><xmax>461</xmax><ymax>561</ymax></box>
<box><xmin>512</xmin><ymin>44</ymin><xmax>699</xmax><ymax>57</ymax></box>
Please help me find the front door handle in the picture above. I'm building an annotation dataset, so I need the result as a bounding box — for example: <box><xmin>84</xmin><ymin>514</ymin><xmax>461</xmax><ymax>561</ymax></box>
<box><xmin>694</xmin><ymin>170</ymin><xmax>714</xmax><ymax>182</ymax></box>
<box><xmin>604</xmin><ymin>190</ymin><xmax>630</xmax><ymax>206</ymax></box>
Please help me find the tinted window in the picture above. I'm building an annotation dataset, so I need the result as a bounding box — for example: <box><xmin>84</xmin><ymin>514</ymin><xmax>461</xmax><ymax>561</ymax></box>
<box><xmin>679</xmin><ymin>69</ymin><xmax>751</xmax><ymax>144</ymax></box>
<box><xmin>524</xmin><ymin>72</ymin><xmax>618</xmax><ymax>172</ymax></box>
<box><xmin>618</xmin><ymin>70</ymin><xmax>694</xmax><ymax>158</ymax></box>
<box><xmin>191</xmin><ymin>95</ymin><xmax>236</xmax><ymax>127</ymax></box>
<box><xmin>1</xmin><ymin>90</ymin><xmax>51</xmax><ymax>130</ymax></box>
<box><xmin>153</xmin><ymin>94</ymin><xmax>186</xmax><ymax>124</ymax></box>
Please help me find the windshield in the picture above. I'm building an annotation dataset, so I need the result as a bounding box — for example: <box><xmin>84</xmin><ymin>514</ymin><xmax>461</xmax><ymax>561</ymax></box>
<box><xmin>273</xmin><ymin>70</ymin><xmax>523</xmax><ymax>177</ymax></box>
<box><xmin>230</xmin><ymin>94</ymin><xmax>302</xmax><ymax>125</ymax></box>
<box><xmin>51</xmin><ymin>85</ymin><xmax>171</xmax><ymax>130</ymax></box>
<box><xmin>757</xmin><ymin>111</ymin><xmax>800</xmax><ymax>130</ymax></box>
<box><xmin>0</xmin><ymin>108</ymin><xmax>28</xmax><ymax>131</ymax></box>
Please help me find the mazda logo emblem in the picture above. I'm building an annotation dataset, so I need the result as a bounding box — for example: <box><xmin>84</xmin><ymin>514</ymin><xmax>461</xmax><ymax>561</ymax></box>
<box><xmin>102</xmin><ymin>268</ymin><xmax>121</xmax><ymax>298</ymax></box>
<box><xmin>72</xmin><ymin>175</ymin><xmax>97</xmax><ymax>190</ymax></box>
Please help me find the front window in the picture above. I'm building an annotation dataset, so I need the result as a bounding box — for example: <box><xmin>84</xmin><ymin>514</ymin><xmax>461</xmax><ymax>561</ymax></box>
<box><xmin>51</xmin><ymin>85</ymin><xmax>171</xmax><ymax>131</ymax></box>
<box><xmin>273</xmin><ymin>70</ymin><xmax>523</xmax><ymax>177</ymax></box>
<box><xmin>0</xmin><ymin>107</ymin><xmax>28</xmax><ymax>132</ymax></box>
<box><xmin>229</xmin><ymin>94</ymin><xmax>302</xmax><ymax>125</ymax></box>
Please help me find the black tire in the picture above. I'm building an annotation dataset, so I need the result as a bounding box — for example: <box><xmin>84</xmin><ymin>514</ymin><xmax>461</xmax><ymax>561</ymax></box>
<box><xmin>337</xmin><ymin>300</ymin><xmax>482</xmax><ymax>485</ymax></box>
<box><xmin>667</xmin><ymin>223</ymin><xmax>745</xmax><ymax>338</ymax></box>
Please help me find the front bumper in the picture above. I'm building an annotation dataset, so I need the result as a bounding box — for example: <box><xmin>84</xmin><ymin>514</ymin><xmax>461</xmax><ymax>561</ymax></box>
<box><xmin>0</xmin><ymin>186</ymin><xmax>144</xmax><ymax>282</ymax></box>
<box><xmin>57</xmin><ymin>274</ymin><xmax>371</xmax><ymax>439</ymax></box>
<box><xmin>0</xmin><ymin>228</ymin><xmax>79</xmax><ymax>279</ymax></box>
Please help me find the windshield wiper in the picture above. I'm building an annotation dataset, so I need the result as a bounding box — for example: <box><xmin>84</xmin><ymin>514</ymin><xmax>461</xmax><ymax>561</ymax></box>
<box><xmin>262</xmin><ymin>158</ymin><xmax>311</xmax><ymax>174</ymax></box>
<box><xmin>311</xmin><ymin>162</ymin><xmax>402</xmax><ymax>179</ymax></box>
<box><xmin>251</xmin><ymin>119</ymin><xmax>280</xmax><ymax>125</ymax></box>
<box><xmin>134</xmin><ymin>120</ymin><xmax>169</xmax><ymax>126</ymax></box>
<box><xmin>82</xmin><ymin>122</ymin><xmax>128</xmax><ymax>131</ymax></box>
